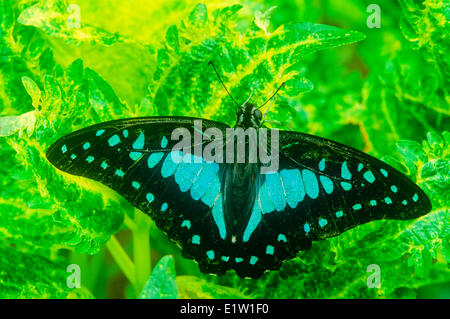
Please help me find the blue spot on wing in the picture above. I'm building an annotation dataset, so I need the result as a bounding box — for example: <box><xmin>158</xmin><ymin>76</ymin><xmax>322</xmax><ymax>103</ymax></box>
<box><xmin>161</xmin><ymin>136</ymin><xmax>168</xmax><ymax>148</ymax></box>
<box><xmin>115</xmin><ymin>169</ymin><xmax>125</xmax><ymax>177</ymax></box>
<box><xmin>161</xmin><ymin>151</ymin><xmax>182</xmax><ymax>178</ymax></box>
<box><xmin>132</xmin><ymin>181</ymin><xmax>140</xmax><ymax>189</ymax></box>
<box><xmin>319</xmin><ymin>158</ymin><xmax>326</xmax><ymax>171</ymax></box>
<box><xmin>206</xmin><ymin>250</ymin><xmax>215</xmax><ymax>259</ymax></box>
<box><xmin>146</xmin><ymin>193</ymin><xmax>154</xmax><ymax>203</ymax></box>
<box><xmin>108</xmin><ymin>135</ymin><xmax>120</xmax><ymax>147</ymax></box>
<box><xmin>249</xmin><ymin>256</ymin><xmax>258</xmax><ymax>265</ymax></box>
<box><xmin>341</xmin><ymin>161</ymin><xmax>352</xmax><ymax>180</ymax></box>
<box><xmin>200</xmin><ymin>175</ymin><xmax>220</xmax><ymax>207</ymax></box>
<box><xmin>302</xmin><ymin>169</ymin><xmax>319</xmax><ymax>199</ymax></box>
<box><xmin>341</xmin><ymin>181</ymin><xmax>352</xmax><ymax>191</ymax></box>
<box><xmin>190</xmin><ymin>161</ymin><xmax>220</xmax><ymax>200</ymax></box>
<box><xmin>181</xmin><ymin>220</ymin><xmax>191</xmax><ymax>229</ymax></box>
<box><xmin>243</xmin><ymin>203</ymin><xmax>262</xmax><ymax>242</ymax></box>
<box><xmin>319</xmin><ymin>175</ymin><xmax>334</xmax><ymax>194</ymax></box>
<box><xmin>129</xmin><ymin>152</ymin><xmax>143</xmax><ymax>161</ymax></box>
<box><xmin>258</xmin><ymin>182</ymin><xmax>275</xmax><ymax>214</ymax></box>
<box><xmin>174</xmin><ymin>154</ymin><xmax>204</xmax><ymax>192</ymax></box>
<box><xmin>265</xmin><ymin>172</ymin><xmax>287</xmax><ymax>211</ymax></box>
<box><xmin>279</xmin><ymin>169</ymin><xmax>305</xmax><ymax>209</ymax></box>
<box><xmin>211</xmin><ymin>195</ymin><xmax>226</xmax><ymax>239</ymax></box>
<box><xmin>304</xmin><ymin>223</ymin><xmax>310</xmax><ymax>233</ymax></box>
<box><xmin>363</xmin><ymin>170</ymin><xmax>376</xmax><ymax>183</ymax></box>
<box><xmin>133</xmin><ymin>132</ymin><xmax>145</xmax><ymax>149</ymax></box>
<box><xmin>148</xmin><ymin>152</ymin><xmax>164</xmax><ymax>168</ymax></box>
<box><xmin>192</xmin><ymin>235</ymin><xmax>200</xmax><ymax>244</ymax></box>
<box><xmin>318</xmin><ymin>218</ymin><xmax>328</xmax><ymax>227</ymax></box>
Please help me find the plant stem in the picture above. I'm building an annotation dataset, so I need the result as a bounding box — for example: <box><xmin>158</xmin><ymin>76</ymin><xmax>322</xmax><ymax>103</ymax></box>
<box><xmin>106</xmin><ymin>235</ymin><xmax>136</xmax><ymax>287</ymax></box>
<box><xmin>132</xmin><ymin>209</ymin><xmax>152</xmax><ymax>296</ymax></box>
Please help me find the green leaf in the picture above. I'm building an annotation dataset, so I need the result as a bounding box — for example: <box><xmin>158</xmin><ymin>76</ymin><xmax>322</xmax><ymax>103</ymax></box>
<box><xmin>0</xmin><ymin>111</ymin><xmax>36</xmax><ymax>137</ymax></box>
<box><xmin>0</xmin><ymin>243</ymin><xmax>92</xmax><ymax>298</ymax></box>
<box><xmin>177</xmin><ymin>276</ymin><xmax>250</xmax><ymax>299</ymax></box>
<box><xmin>188</xmin><ymin>3</ymin><xmax>208</xmax><ymax>28</ymax></box>
<box><xmin>139</xmin><ymin>255</ymin><xmax>178</xmax><ymax>299</ymax></box>
<box><xmin>148</xmin><ymin>3</ymin><xmax>365</xmax><ymax>130</ymax></box>
<box><xmin>21</xmin><ymin>76</ymin><xmax>41</xmax><ymax>110</ymax></box>
<box><xmin>398</xmin><ymin>0</ymin><xmax>450</xmax><ymax>89</ymax></box>
<box><xmin>84</xmin><ymin>68</ymin><xmax>126</xmax><ymax>119</ymax></box>
<box><xmin>1</xmin><ymin>44</ymin><xmax>125</xmax><ymax>257</ymax></box>
<box><xmin>17</xmin><ymin>0</ymin><xmax>126</xmax><ymax>46</ymax></box>
<box><xmin>254</xmin><ymin>6</ymin><xmax>277</xmax><ymax>34</ymax></box>
<box><xmin>0</xmin><ymin>0</ymin><xmax>14</xmax><ymax>34</ymax></box>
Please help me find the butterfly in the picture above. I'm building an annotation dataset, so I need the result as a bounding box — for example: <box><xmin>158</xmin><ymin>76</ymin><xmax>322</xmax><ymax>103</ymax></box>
<box><xmin>46</xmin><ymin>62</ymin><xmax>432</xmax><ymax>279</ymax></box>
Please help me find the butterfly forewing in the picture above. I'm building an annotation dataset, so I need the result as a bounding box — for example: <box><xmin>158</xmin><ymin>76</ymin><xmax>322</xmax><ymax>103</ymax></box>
<box><xmin>225</xmin><ymin>131</ymin><xmax>432</xmax><ymax>277</ymax></box>
<box><xmin>240</xmin><ymin>131</ymin><xmax>431</xmax><ymax>242</ymax></box>
<box><xmin>46</xmin><ymin>117</ymin><xmax>241</xmax><ymax>276</ymax></box>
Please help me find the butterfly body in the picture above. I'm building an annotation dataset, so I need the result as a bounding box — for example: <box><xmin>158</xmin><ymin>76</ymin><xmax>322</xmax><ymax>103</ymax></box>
<box><xmin>223</xmin><ymin>162</ymin><xmax>259</xmax><ymax>243</ymax></box>
<box><xmin>46</xmin><ymin>101</ymin><xmax>432</xmax><ymax>278</ymax></box>
<box><xmin>234</xmin><ymin>102</ymin><xmax>262</xmax><ymax>128</ymax></box>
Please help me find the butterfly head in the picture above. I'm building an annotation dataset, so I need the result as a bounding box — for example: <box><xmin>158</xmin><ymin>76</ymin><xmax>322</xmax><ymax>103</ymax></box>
<box><xmin>235</xmin><ymin>101</ymin><xmax>263</xmax><ymax>128</ymax></box>
<box><xmin>208</xmin><ymin>61</ymin><xmax>285</xmax><ymax>129</ymax></box>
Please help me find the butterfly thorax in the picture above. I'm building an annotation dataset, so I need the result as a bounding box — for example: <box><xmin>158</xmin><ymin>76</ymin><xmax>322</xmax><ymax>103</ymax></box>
<box><xmin>234</xmin><ymin>102</ymin><xmax>262</xmax><ymax>129</ymax></box>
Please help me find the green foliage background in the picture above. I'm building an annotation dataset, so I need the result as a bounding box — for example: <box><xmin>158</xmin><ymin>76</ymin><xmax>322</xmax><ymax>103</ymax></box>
<box><xmin>0</xmin><ymin>0</ymin><xmax>448</xmax><ymax>298</ymax></box>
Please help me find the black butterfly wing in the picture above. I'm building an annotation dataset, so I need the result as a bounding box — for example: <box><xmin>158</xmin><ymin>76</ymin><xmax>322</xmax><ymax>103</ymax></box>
<box><xmin>278</xmin><ymin>131</ymin><xmax>431</xmax><ymax>230</ymax></box>
<box><xmin>227</xmin><ymin>130</ymin><xmax>432</xmax><ymax>278</ymax></box>
<box><xmin>46</xmin><ymin>117</ymin><xmax>235</xmax><ymax>275</ymax></box>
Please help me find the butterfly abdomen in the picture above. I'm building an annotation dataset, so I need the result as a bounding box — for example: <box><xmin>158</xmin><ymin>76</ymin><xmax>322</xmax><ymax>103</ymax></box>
<box><xmin>223</xmin><ymin>163</ymin><xmax>260</xmax><ymax>242</ymax></box>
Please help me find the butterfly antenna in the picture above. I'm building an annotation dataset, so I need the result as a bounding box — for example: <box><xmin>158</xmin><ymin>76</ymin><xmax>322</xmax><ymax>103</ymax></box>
<box><xmin>209</xmin><ymin>61</ymin><xmax>240</xmax><ymax>107</ymax></box>
<box><xmin>261</xmin><ymin>93</ymin><xmax>278</xmax><ymax>126</ymax></box>
<box><xmin>257</xmin><ymin>82</ymin><xmax>286</xmax><ymax>109</ymax></box>
<box><xmin>244</xmin><ymin>88</ymin><xmax>254</xmax><ymax>104</ymax></box>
